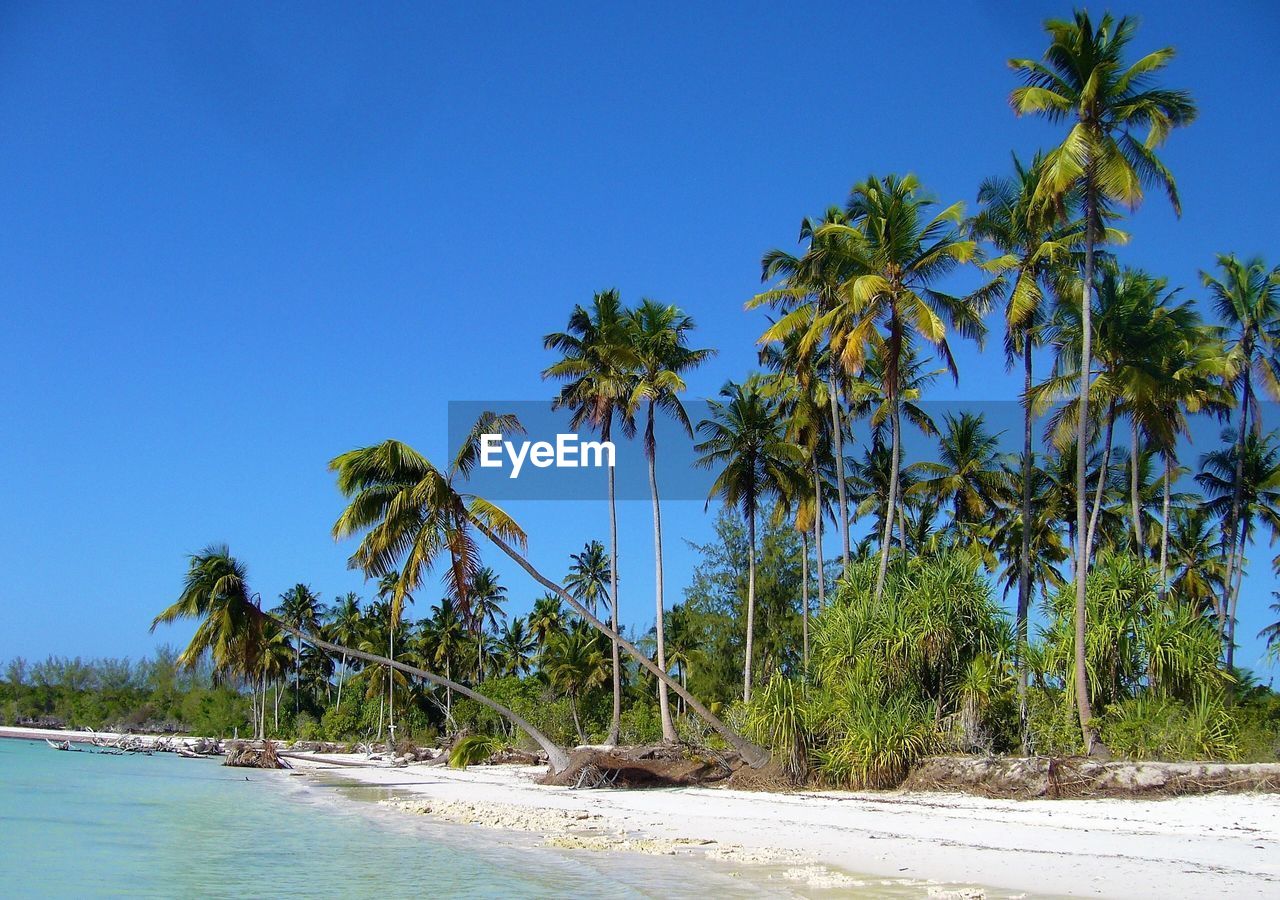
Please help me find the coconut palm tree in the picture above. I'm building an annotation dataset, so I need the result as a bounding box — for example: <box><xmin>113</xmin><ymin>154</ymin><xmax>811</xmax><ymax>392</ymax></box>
<box><xmin>461</xmin><ymin>567</ymin><xmax>506</xmax><ymax>681</ymax></box>
<box><xmin>1165</xmin><ymin>506</ymin><xmax>1228</xmax><ymax>618</ymax></box>
<box><xmin>273</xmin><ymin>584</ymin><xmax>325</xmax><ymax>718</ymax></box>
<box><xmin>328</xmin><ymin>592</ymin><xmax>361</xmax><ymax>711</ymax></box>
<box><xmin>494</xmin><ymin>617</ymin><xmax>536</xmax><ymax>677</ymax></box>
<box><xmin>564</xmin><ymin>541</ymin><xmax>610</xmax><ymax>619</ymax></box>
<box><xmin>626</xmin><ymin>299</ymin><xmax>715</xmax><ymax>741</ymax></box>
<box><xmin>543</xmin><ymin>289</ymin><xmax>637</xmax><ymax>745</ymax></box>
<box><xmin>802</xmin><ymin>174</ymin><xmax>987</xmax><ymax>599</ymax></box>
<box><xmin>527</xmin><ymin>594</ymin><xmax>566</xmax><ymax>651</ymax></box>
<box><xmin>417</xmin><ymin>596</ymin><xmax>467</xmax><ymax>720</ymax></box>
<box><xmin>909</xmin><ymin>412</ymin><xmax>1007</xmax><ymax>531</ymax></box>
<box><xmin>1201</xmin><ymin>254</ymin><xmax>1280</xmax><ymax>647</ymax></box>
<box><xmin>331</xmin><ymin>412</ymin><xmax>769</xmax><ymax>766</ymax></box>
<box><xmin>542</xmin><ymin>626</ymin><xmax>609</xmax><ymax>744</ymax></box>
<box><xmin>1197</xmin><ymin>429</ymin><xmax>1280</xmax><ymax>667</ymax></box>
<box><xmin>375</xmin><ymin>573</ymin><xmax>412</xmax><ymax>747</ymax></box>
<box><xmin>1011</xmin><ymin>8</ymin><xmax>1197</xmax><ymax>750</ymax></box>
<box><xmin>695</xmin><ymin>378</ymin><xmax>804</xmax><ymax>701</ymax></box>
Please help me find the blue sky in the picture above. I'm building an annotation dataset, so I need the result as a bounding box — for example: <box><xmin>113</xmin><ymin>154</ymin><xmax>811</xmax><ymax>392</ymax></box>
<box><xmin>1</xmin><ymin>1</ymin><xmax>1277</xmax><ymax>676</ymax></box>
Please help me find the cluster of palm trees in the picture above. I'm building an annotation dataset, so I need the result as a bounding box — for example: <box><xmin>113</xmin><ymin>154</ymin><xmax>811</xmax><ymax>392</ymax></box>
<box><xmin>152</xmin><ymin>10</ymin><xmax>1280</xmax><ymax>768</ymax></box>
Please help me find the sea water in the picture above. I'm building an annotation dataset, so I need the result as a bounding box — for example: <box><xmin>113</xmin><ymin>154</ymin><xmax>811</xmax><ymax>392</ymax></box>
<box><xmin>0</xmin><ymin>738</ymin><xmax>791</xmax><ymax>898</ymax></box>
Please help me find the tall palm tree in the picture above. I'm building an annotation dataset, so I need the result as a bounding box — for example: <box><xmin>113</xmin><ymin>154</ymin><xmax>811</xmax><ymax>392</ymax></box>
<box><xmin>418</xmin><ymin>596</ymin><xmax>467</xmax><ymax>719</ymax></box>
<box><xmin>494</xmin><ymin>617</ymin><xmax>536</xmax><ymax>677</ymax></box>
<box><xmin>331</xmin><ymin>412</ymin><xmax>769</xmax><ymax>766</ymax></box>
<box><xmin>695</xmin><ymin>378</ymin><xmax>803</xmax><ymax>701</ymax></box>
<box><xmin>527</xmin><ymin>593</ymin><xmax>566</xmax><ymax>651</ymax></box>
<box><xmin>973</xmin><ymin>151</ymin><xmax>1091</xmax><ymax>710</ymax></box>
<box><xmin>909</xmin><ymin>412</ymin><xmax>1007</xmax><ymax>531</ymax></box>
<box><xmin>1165</xmin><ymin>506</ymin><xmax>1227</xmax><ymax>617</ymax></box>
<box><xmin>375</xmin><ymin>572</ymin><xmax>412</xmax><ymax>747</ymax></box>
<box><xmin>564</xmin><ymin>541</ymin><xmax>611</xmax><ymax>619</ymax></box>
<box><xmin>801</xmin><ymin>174</ymin><xmax>986</xmax><ymax>599</ymax></box>
<box><xmin>461</xmin><ymin>567</ymin><xmax>506</xmax><ymax>681</ymax></box>
<box><xmin>274</xmin><ymin>583</ymin><xmax>325</xmax><ymax>718</ymax></box>
<box><xmin>1011</xmin><ymin>8</ymin><xmax>1196</xmax><ymax>750</ymax></box>
<box><xmin>1201</xmin><ymin>254</ymin><xmax>1280</xmax><ymax>649</ymax></box>
<box><xmin>626</xmin><ymin>299</ymin><xmax>714</xmax><ymax>741</ymax></box>
<box><xmin>543</xmin><ymin>289</ymin><xmax>637</xmax><ymax>745</ymax></box>
<box><xmin>328</xmin><ymin>592</ymin><xmax>361</xmax><ymax>711</ymax></box>
<box><xmin>1197</xmin><ymin>429</ymin><xmax>1280</xmax><ymax>667</ymax></box>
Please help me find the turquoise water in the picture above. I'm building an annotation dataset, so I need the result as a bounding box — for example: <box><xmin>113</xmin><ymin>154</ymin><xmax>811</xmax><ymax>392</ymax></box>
<box><xmin>0</xmin><ymin>739</ymin><xmax>773</xmax><ymax>898</ymax></box>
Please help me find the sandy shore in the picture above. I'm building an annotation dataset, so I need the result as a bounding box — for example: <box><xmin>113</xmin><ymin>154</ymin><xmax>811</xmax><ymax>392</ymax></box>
<box><xmin>6</xmin><ymin>727</ymin><xmax>1275</xmax><ymax>897</ymax></box>
<box><xmin>283</xmin><ymin>751</ymin><xmax>1280</xmax><ymax>898</ymax></box>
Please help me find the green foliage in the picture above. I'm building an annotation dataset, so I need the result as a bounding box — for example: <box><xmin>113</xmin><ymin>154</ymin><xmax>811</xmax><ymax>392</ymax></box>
<box><xmin>1102</xmin><ymin>694</ymin><xmax>1241</xmax><ymax>761</ymax></box>
<box><xmin>449</xmin><ymin>733</ymin><xmax>508</xmax><ymax>768</ymax></box>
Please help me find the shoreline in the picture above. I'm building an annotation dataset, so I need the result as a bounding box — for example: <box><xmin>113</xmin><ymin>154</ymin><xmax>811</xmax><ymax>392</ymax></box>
<box><xmin>7</xmin><ymin>727</ymin><xmax>1278</xmax><ymax>896</ymax></box>
<box><xmin>285</xmin><ymin>750</ymin><xmax>1280</xmax><ymax>898</ymax></box>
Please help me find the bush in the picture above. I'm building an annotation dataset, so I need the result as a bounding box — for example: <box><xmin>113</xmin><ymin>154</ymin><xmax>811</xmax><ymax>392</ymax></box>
<box><xmin>449</xmin><ymin>733</ymin><xmax>507</xmax><ymax>768</ymax></box>
<box><xmin>1102</xmin><ymin>693</ymin><xmax>1241</xmax><ymax>761</ymax></box>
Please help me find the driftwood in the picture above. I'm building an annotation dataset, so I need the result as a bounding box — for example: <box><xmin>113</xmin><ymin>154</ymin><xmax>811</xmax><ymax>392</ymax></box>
<box><xmin>224</xmin><ymin>740</ymin><xmax>291</xmax><ymax>769</ymax></box>
<box><xmin>540</xmin><ymin>745</ymin><xmax>741</xmax><ymax>790</ymax></box>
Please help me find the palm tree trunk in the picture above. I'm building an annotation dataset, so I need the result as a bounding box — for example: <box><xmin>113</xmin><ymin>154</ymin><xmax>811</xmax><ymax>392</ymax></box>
<box><xmin>294</xmin><ymin>640</ymin><xmax>301</xmax><ymax>718</ymax></box>
<box><xmin>472</xmin><ymin>519</ymin><xmax>772</xmax><ymax>768</ymax></box>
<box><xmin>1222</xmin><ymin>373</ymin><xmax>1251</xmax><ymax>657</ymax></box>
<box><xmin>874</xmin><ymin>398</ymin><xmax>902</xmax><ymax>600</ymax></box>
<box><xmin>828</xmin><ymin>366</ymin><xmax>851</xmax><ymax>569</ymax></box>
<box><xmin>274</xmin><ymin>681</ymin><xmax>280</xmax><ymax>731</ymax></box>
<box><xmin>814</xmin><ymin>469</ymin><xmax>826</xmax><ymax>609</ymax></box>
<box><xmin>336</xmin><ymin>653</ymin><xmax>347</xmax><ymax>710</ymax></box>
<box><xmin>744</xmin><ymin>506</ymin><xmax>757</xmax><ymax>704</ymax></box>
<box><xmin>1226</xmin><ymin>520</ymin><xmax>1248</xmax><ymax>671</ymax></box>
<box><xmin>645</xmin><ymin>404</ymin><xmax>679</xmax><ymax>742</ymax></box>
<box><xmin>1085</xmin><ymin>400</ymin><xmax>1116</xmax><ymax>560</ymax></box>
<box><xmin>1130</xmin><ymin>418</ymin><xmax>1145</xmax><ymax>556</ymax></box>
<box><xmin>275</xmin><ymin>620</ymin><xmax>572</xmax><ymax>772</ymax></box>
<box><xmin>1159</xmin><ymin>455</ymin><xmax>1172</xmax><ymax>602</ymax></box>
<box><xmin>387</xmin><ymin>620</ymin><xmax>396</xmax><ymax>751</ymax></box>
<box><xmin>1017</xmin><ymin>336</ymin><xmax>1034</xmax><ymax>751</ymax></box>
<box><xmin>605</xmin><ymin>418</ymin><xmax>622</xmax><ymax>746</ymax></box>
<box><xmin>800</xmin><ymin>530</ymin><xmax>810</xmax><ymax>669</ymax></box>
<box><xmin>1073</xmin><ymin>190</ymin><xmax>1098</xmax><ymax>753</ymax></box>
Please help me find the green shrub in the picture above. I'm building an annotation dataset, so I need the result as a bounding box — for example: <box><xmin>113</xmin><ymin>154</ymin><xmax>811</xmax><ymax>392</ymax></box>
<box><xmin>1103</xmin><ymin>693</ymin><xmax>1241</xmax><ymax>761</ymax></box>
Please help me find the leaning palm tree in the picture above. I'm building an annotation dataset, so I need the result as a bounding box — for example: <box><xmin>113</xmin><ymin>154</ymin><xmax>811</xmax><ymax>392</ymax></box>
<box><xmin>153</xmin><ymin>544</ymin><xmax>575</xmax><ymax>771</ymax></box>
<box><xmin>1010</xmin><ymin>8</ymin><xmax>1196</xmax><ymax>750</ymax></box>
<box><xmin>802</xmin><ymin>174</ymin><xmax>987</xmax><ymax>599</ymax></box>
<box><xmin>626</xmin><ymin>300</ymin><xmax>715</xmax><ymax>742</ymax></box>
<box><xmin>330</xmin><ymin>412</ymin><xmax>769</xmax><ymax>766</ymax></box>
<box><xmin>543</xmin><ymin>289</ymin><xmax>637</xmax><ymax>745</ymax></box>
<box><xmin>1201</xmin><ymin>254</ymin><xmax>1280</xmax><ymax>647</ymax></box>
<box><xmin>695</xmin><ymin>378</ymin><xmax>804</xmax><ymax>702</ymax></box>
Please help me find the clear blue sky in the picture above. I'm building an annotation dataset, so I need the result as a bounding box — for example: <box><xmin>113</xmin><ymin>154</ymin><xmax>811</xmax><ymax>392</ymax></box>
<box><xmin>1</xmin><ymin>1</ymin><xmax>1277</xmax><ymax>676</ymax></box>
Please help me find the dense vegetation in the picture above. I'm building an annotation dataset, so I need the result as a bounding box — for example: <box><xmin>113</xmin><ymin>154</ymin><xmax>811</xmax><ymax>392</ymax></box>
<box><xmin>7</xmin><ymin>8</ymin><xmax>1280</xmax><ymax>784</ymax></box>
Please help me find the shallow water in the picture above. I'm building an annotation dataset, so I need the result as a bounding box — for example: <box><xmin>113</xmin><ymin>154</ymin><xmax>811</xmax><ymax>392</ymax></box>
<box><xmin>0</xmin><ymin>739</ymin><xmax>799</xmax><ymax>897</ymax></box>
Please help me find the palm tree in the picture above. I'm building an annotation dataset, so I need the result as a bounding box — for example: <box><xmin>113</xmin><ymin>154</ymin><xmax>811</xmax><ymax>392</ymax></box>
<box><xmin>695</xmin><ymin>378</ymin><xmax>803</xmax><ymax>701</ymax></box>
<box><xmin>462</xmin><ymin>567</ymin><xmax>506</xmax><ymax>681</ymax></box>
<box><xmin>803</xmin><ymin>174</ymin><xmax>986</xmax><ymax>599</ymax></box>
<box><xmin>544</xmin><ymin>289</ymin><xmax>637</xmax><ymax>745</ymax></box>
<box><xmin>418</xmin><ymin>596</ymin><xmax>467</xmax><ymax>719</ymax></box>
<box><xmin>1165</xmin><ymin>506</ymin><xmax>1228</xmax><ymax>617</ymax></box>
<box><xmin>331</xmin><ymin>412</ymin><xmax>769</xmax><ymax>766</ymax></box>
<box><xmin>626</xmin><ymin>299</ymin><xmax>715</xmax><ymax>741</ymax></box>
<box><xmin>909</xmin><ymin>412</ymin><xmax>1007</xmax><ymax>531</ymax></box>
<box><xmin>1197</xmin><ymin>429</ymin><xmax>1280</xmax><ymax>667</ymax></box>
<box><xmin>564</xmin><ymin>541</ymin><xmax>610</xmax><ymax>619</ymax></box>
<box><xmin>542</xmin><ymin>626</ymin><xmax>609</xmax><ymax>744</ymax></box>
<box><xmin>494</xmin><ymin>617</ymin><xmax>536</xmax><ymax>677</ymax></box>
<box><xmin>1258</xmin><ymin>592</ymin><xmax>1280</xmax><ymax>664</ymax></box>
<box><xmin>274</xmin><ymin>583</ymin><xmax>325</xmax><ymax>718</ymax></box>
<box><xmin>1201</xmin><ymin>254</ymin><xmax>1280</xmax><ymax>649</ymax></box>
<box><xmin>328</xmin><ymin>592</ymin><xmax>361</xmax><ymax>711</ymax></box>
<box><xmin>375</xmin><ymin>572</ymin><xmax>412</xmax><ymax>747</ymax></box>
<box><xmin>1011</xmin><ymin>8</ymin><xmax>1196</xmax><ymax>750</ymax></box>
<box><xmin>973</xmin><ymin>151</ymin><xmax>1090</xmax><ymax>709</ymax></box>
<box><xmin>527</xmin><ymin>594</ymin><xmax>566</xmax><ymax>651</ymax></box>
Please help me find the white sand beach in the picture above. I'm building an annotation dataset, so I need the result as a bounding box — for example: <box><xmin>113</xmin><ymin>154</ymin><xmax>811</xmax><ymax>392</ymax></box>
<box><xmin>282</xmin><ymin>750</ymin><xmax>1280</xmax><ymax>898</ymax></box>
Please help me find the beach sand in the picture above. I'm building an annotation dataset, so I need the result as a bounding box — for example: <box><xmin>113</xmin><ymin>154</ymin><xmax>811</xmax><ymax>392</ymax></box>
<box><xmin>283</xmin><ymin>750</ymin><xmax>1280</xmax><ymax>898</ymax></box>
<box><xmin>6</xmin><ymin>728</ymin><xmax>1276</xmax><ymax>897</ymax></box>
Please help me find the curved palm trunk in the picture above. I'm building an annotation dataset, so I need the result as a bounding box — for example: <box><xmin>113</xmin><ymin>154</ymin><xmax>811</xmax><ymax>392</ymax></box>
<box><xmin>1073</xmin><ymin>195</ymin><xmax>1098</xmax><ymax>753</ymax></box>
<box><xmin>1085</xmin><ymin>400</ymin><xmax>1116</xmax><ymax>560</ymax></box>
<box><xmin>814</xmin><ymin>469</ymin><xmax>826</xmax><ymax>609</ymax></box>
<box><xmin>1130</xmin><ymin>418</ymin><xmax>1145</xmax><ymax>556</ymax></box>
<box><xmin>272</xmin><ymin>617</ymin><xmax>571</xmax><ymax>773</ymax></box>
<box><xmin>1158</xmin><ymin>455</ymin><xmax>1172</xmax><ymax>601</ymax></box>
<box><xmin>1017</xmin><ymin>337</ymin><xmax>1034</xmax><ymax>750</ymax></box>
<box><xmin>874</xmin><ymin>398</ymin><xmax>902</xmax><ymax>600</ymax></box>
<box><xmin>605</xmin><ymin>419</ymin><xmax>622</xmax><ymax>746</ymax></box>
<box><xmin>800</xmin><ymin>530</ymin><xmax>810</xmax><ymax>669</ymax></box>
<box><xmin>828</xmin><ymin>366</ymin><xmax>851</xmax><ymax>569</ymax></box>
<box><xmin>472</xmin><ymin>520</ymin><xmax>771</xmax><ymax>768</ymax></box>
<box><xmin>744</xmin><ymin>506</ymin><xmax>757</xmax><ymax>704</ymax></box>
<box><xmin>645</xmin><ymin>404</ymin><xmax>679</xmax><ymax>742</ymax></box>
<box><xmin>335</xmin><ymin>653</ymin><xmax>347</xmax><ymax>710</ymax></box>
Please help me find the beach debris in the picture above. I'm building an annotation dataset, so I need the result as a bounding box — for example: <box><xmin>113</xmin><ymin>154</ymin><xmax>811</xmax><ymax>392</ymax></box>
<box><xmin>224</xmin><ymin>740</ymin><xmax>292</xmax><ymax>769</ymax></box>
<box><xmin>44</xmin><ymin>739</ymin><xmax>80</xmax><ymax>752</ymax></box>
<box><xmin>541</xmin><ymin>745</ymin><xmax>740</xmax><ymax>790</ymax></box>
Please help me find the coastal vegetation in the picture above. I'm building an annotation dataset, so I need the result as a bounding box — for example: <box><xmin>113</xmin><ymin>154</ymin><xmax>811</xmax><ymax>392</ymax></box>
<box><xmin>8</xmin><ymin>8</ymin><xmax>1280</xmax><ymax>786</ymax></box>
